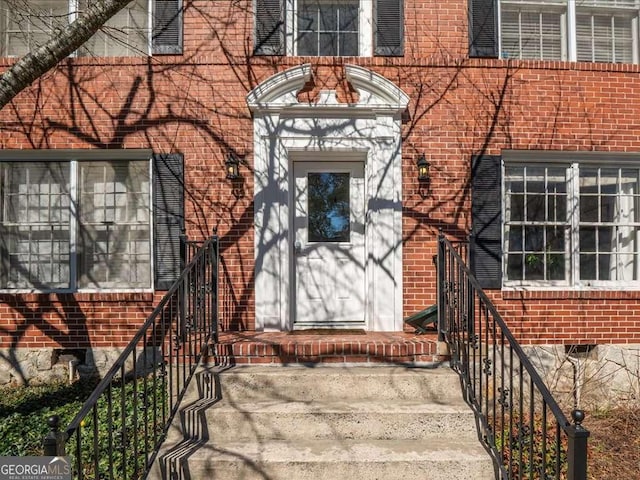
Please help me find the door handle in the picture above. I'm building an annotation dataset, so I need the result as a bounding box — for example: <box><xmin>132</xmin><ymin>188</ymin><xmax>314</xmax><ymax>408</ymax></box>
<box><xmin>294</xmin><ymin>240</ymin><xmax>302</xmax><ymax>255</ymax></box>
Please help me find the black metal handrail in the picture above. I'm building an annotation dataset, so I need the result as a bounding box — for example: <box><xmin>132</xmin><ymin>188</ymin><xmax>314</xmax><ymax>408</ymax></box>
<box><xmin>43</xmin><ymin>235</ymin><xmax>219</xmax><ymax>480</ymax></box>
<box><xmin>437</xmin><ymin>233</ymin><xmax>589</xmax><ymax>480</ymax></box>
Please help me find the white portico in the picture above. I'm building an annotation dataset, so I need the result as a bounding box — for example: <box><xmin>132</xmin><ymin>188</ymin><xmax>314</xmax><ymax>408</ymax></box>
<box><xmin>248</xmin><ymin>64</ymin><xmax>408</xmax><ymax>332</ymax></box>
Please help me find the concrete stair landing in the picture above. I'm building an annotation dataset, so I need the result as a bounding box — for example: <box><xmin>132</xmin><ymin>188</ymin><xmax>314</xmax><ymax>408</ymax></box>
<box><xmin>149</xmin><ymin>364</ymin><xmax>495</xmax><ymax>480</ymax></box>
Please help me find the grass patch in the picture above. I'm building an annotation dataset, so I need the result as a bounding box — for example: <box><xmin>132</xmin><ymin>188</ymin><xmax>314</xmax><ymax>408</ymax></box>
<box><xmin>0</xmin><ymin>379</ymin><xmax>99</xmax><ymax>456</ymax></box>
<box><xmin>0</xmin><ymin>376</ymin><xmax>167</xmax><ymax>480</ymax></box>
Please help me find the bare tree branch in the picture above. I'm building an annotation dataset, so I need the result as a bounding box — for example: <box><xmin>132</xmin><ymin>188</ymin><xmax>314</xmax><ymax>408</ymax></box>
<box><xmin>0</xmin><ymin>0</ymin><xmax>133</xmax><ymax>110</ymax></box>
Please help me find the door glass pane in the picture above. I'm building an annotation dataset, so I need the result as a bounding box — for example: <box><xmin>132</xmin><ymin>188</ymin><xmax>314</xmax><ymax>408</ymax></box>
<box><xmin>308</xmin><ymin>172</ymin><xmax>350</xmax><ymax>242</ymax></box>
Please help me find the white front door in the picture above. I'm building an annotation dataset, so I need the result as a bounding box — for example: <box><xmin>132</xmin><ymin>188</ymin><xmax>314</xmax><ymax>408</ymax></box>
<box><xmin>292</xmin><ymin>161</ymin><xmax>366</xmax><ymax>327</ymax></box>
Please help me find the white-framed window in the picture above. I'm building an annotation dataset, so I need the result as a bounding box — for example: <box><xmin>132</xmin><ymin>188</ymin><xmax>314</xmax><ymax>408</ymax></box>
<box><xmin>296</xmin><ymin>0</ymin><xmax>360</xmax><ymax>56</ymax></box>
<box><xmin>500</xmin><ymin>0</ymin><xmax>640</xmax><ymax>63</ymax></box>
<box><xmin>0</xmin><ymin>0</ymin><xmax>70</xmax><ymax>57</ymax></box>
<box><xmin>0</xmin><ymin>159</ymin><xmax>152</xmax><ymax>290</ymax></box>
<box><xmin>254</xmin><ymin>0</ymin><xmax>403</xmax><ymax>57</ymax></box>
<box><xmin>288</xmin><ymin>0</ymin><xmax>371</xmax><ymax>56</ymax></box>
<box><xmin>78</xmin><ymin>0</ymin><xmax>150</xmax><ymax>57</ymax></box>
<box><xmin>503</xmin><ymin>158</ymin><xmax>640</xmax><ymax>287</ymax></box>
<box><xmin>0</xmin><ymin>0</ymin><xmax>182</xmax><ymax>57</ymax></box>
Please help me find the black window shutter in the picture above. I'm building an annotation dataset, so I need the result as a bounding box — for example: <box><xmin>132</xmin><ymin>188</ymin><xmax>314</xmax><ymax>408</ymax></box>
<box><xmin>153</xmin><ymin>0</ymin><xmax>183</xmax><ymax>55</ymax></box>
<box><xmin>471</xmin><ymin>154</ymin><xmax>502</xmax><ymax>289</ymax></box>
<box><xmin>469</xmin><ymin>0</ymin><xmax>498</xmax><ymax>58</ymax></box>
<box><xmin>375</xmin><ymin>0</ymin><xmax>404</xmax><ymax>56</ymax></box>
<box><xmin>153</xmin><ymin>153</ymin><xmax>184</xmax><ymax>290</ymax></box>
<box><xmin>254</xmin><ymin>0</ymin><xmax>284</xmax><ymax>55</ymax></box>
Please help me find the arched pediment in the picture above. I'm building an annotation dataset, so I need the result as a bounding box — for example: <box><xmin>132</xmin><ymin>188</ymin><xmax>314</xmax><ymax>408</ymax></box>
<box><xmin>344</xmin><ymin>65</ymin><xmax>409</xmax><ymax>109</ymax></box>
<box><xmin>246</xmin><ymin>64</ymin><xmax>312</xmax><ymax>108</ymax></box>
<box><xmin>247</xmin><ymin>64</ymin><xmax>409</xmax><ymax>114</ymax></box>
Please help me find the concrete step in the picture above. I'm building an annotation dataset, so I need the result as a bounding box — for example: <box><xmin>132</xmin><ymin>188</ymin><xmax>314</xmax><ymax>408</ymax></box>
<box><xmin>185</xmin><ymin>364</ymin><xmax>465</xmax><ymax>403</ymax></box>
<box><xmin>166</xmin><ymin>398</ymin><xmax>479</xmax><ymax>443</ymax></box>
<box><xmin>153</xmin><ymin>438</ymin><xmax>495</xmax><ymax>480</ymax></box>
<box><xmin>150</xmin><ymin>365</ymin><xmax>495</xmax><ymax>480</ymax></box>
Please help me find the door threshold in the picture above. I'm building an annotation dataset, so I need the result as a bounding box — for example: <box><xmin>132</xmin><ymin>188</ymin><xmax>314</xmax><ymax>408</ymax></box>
<box><xmin>288</xmin><ymin>328</ymin><xmax>366</xmax><ymax>335</ymax></box>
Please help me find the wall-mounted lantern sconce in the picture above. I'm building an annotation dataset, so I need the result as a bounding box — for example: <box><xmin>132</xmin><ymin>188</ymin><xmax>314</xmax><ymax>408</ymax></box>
<box><xmin>225</xmin><ymin>153</ymin><xmax>240</xmax><ymax>180</ymax></box>
<box><xmin>416</xmin><ymin>154</ymin><xmax>430</xmax><ymax>182</ymax></box>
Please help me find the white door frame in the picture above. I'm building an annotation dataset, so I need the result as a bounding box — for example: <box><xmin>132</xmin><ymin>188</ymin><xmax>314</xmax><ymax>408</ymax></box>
<box><xmin>248</xmin><ymin>64</ymin><xmax>409</xmax><ymax>332</ymax></box>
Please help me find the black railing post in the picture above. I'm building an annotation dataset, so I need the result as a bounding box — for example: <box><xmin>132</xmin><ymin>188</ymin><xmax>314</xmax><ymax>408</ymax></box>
<box><xmin>211</xmin><ymin>231</ymin><xmax>219</xmax><ymax>343</ymax></box>
<box><xmin>43</xmin><ymin>415</ymin><xmax>66</xmax><ymax>456</ymax></box>
<box><xmin>567</xmin><ymin>409</ymin><xmax>589</xmax><ymax>480</ymax></box>
<box><xmin>437</xmin><ymin>230</ymin><xmax>446</xmax><ymax>341</ymax></box>
<box><xmin>180</xmin><ymin>230</ymin><xmax>187</xmax><ymax>268</ymax></box>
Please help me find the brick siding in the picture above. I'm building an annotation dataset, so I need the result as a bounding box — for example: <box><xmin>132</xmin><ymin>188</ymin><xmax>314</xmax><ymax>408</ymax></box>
<box><xmin>1</xmin><ymin>0</ymin><xmax>639</xmax><ymax>349</ymax></box>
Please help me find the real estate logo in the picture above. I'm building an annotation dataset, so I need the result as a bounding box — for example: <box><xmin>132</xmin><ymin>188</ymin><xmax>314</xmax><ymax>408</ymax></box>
<box><xmin>0</xmin><ymin>457</ymin><xmax>71</xmax><ymax>480</ymax></box>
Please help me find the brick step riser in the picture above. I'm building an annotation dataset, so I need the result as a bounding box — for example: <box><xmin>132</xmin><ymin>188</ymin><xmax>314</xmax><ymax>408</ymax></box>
<box><xmin>205</xmin><ymin>340</ymin><xmax>445</xmax><ymax>366</ymax></box>
<box><xmin>209</xmin><ymin>354</ymin><xmax>445</xmax><ymax>365</ymax></box>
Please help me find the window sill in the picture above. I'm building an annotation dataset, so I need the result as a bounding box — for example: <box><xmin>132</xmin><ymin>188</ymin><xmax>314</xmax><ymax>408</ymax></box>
<box><xmin>0</xmin><ymin>290</ymin><xmax>156</xmax><ymax>303</ymax></box>
<box><xmin>501</xmin><ymin>288</ymin><xmax>640</xmax><ymax>301</ymax></box>
<box><xmin>0</xmin><ymin>55</ymin><xmax>172</xmax><ymax>68</ymax></box>
<box><xmin>468</xmin><ymin>57</ymin><xmax>640</xmax><ymax>74</ymax></box>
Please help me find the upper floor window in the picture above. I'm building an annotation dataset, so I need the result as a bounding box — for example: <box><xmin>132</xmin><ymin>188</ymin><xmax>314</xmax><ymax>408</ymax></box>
<box><xmin>576</xmin><ymin>7</ymin><xmax>635</xmax><ymax>63</ymax></box>
<box><xmin>297</xmin><ymin>0</ymin><xmax>359</xmax><ymax>56</ymax></box>
<box><xmin>78</xmin><ymin>0</ymin><xmax>149</xmax><ymax>57</ymax></box>
<box><xmin>0</xmin><ymin>0</ymin><xmax>182</xmax><ymax>58</ymax></box>
<box><xmin>470</xmin><ymin>0</ymin><xmax>640</xmax><ymax>64</ymax></box>
<box><xmin>501</xmin><ymin>5</ymin><xmax>566</xmax><ymax>60</ymax></box>
<box><xmin>0</xmin><ymin>0</ymin><xmax>69</xmax><ymax>57</ymax></box>
<box><xmin>254</xmin><ymin>0</ymin><xmax>403</xmax><ymax>56</ymax></box>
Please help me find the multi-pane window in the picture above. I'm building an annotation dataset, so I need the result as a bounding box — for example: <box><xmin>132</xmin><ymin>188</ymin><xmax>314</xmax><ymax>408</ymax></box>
<box><xmin>0</xmin><ymin>0</ymin><xmax>152</xmax><ymax>57</ymax></box>
<box><xmin>505</xmin><ymin>165</ymin><xmax>569</xmax><ymax>283</ymax></box>
<box><xmin>576</xmin><ymin>10</ymin><xmax>634</xmax><ymax>63</ymax></box>
<box><xmin>504</xmin><ymin>161</ymin><xmax>640</xmax><ymax>286</ymax></box>
<box><xmin>0</xmin><ymin>0</ymin><xmax>70</xmax><ymax>57</ymax></box>
<box><xmin>78</xmin><ymin>161</ymin><xmax>151</xmax><ymax>289</ymax></box>
<box><xmin>0</xmin><ymin>160</ymin><xmax>151</xmax><ymax>290</ymax></box>
<box><xmin>78</xmin><ymin>0</ymin><xmax>149</xmax><ymax>57</ymax></box>
<box><xmin>500</xmin><ymin>0</ymin><xmax>640</xmax><ymax>64</ymax></box>
<box><xmin>296</xmin><ymin>0</ymin><xmax>359</xmax><ymax>56</ymax></box>
<box><xmin>501</xmin><ymin>5</ymin><xmax>566</xmax><ymax>60</ymax></box>
<box><xmin>579</xmin><ymin>167</ymin><xmax>640</xmax><ymax>281</ymax></box>
<box><xmin>255</xmin><ymin>0</ymin><xmax>405</xmax><ymax>57</ymax></box>
<box><xmin>0</xmin><ymin>163</ymin><xmax>71</xmax><ymax>288</ymax></box>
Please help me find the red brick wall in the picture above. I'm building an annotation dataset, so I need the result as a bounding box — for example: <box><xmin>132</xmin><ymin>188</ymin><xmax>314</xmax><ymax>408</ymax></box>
<box><xmin>1</xmin><ymin>0</ymin><xmax>639</xmax><ymax>348</ymax></box>
<box><xmin>0</xmin><ymin>293</ymin><xmax>160</xmax><ymax>349</ymax></box>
